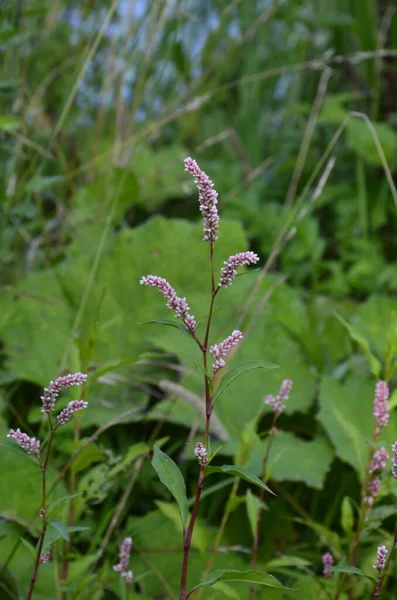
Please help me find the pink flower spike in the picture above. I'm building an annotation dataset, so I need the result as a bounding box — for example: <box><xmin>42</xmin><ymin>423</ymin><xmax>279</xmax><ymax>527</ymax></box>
<box><xmin>123</xmin><ymin>570</ymin><xmax>133</xmax><ymax>584</ymax></box>
<box><xmin>210</xmin><ymin>330</ymin><xmax>243</xmax><ymax>374</ymax></box>
<box><xmin>7</xmin><ymin>428</ymin><xmax>41</xmax><ymax>457</ymax></box>
<box><xmin>56</xmin><ymin>400</ymin><xmax>88</xmax><ymax>426</ymax></box>
<box><xmin>219</xmin><ymin>251</ymin><xmax>260</xmax><ymax>288</ymax></box>
<box><xmin>41</xmin><ymin>373</ymin><xmax>87</xmax><ymax>413</ymax></box>
<box><xmin>364</xmin><ymin>477</ymin><xmax>381</xmax><ymax>506</ymax></box>
<box><xmin>322</xmin><ymin>552</ymin><xmax>333</xmax><ymax>577</ymax></box>
<box><xmin>113</xmin><ymin>537</ymin><xmax>133</xmax><ymax>575</ymax></box>
<box><xmin>184</xmin><ymin>157</ymin><xmax>219</xmax><ymax>243</ymax></box>
<box><xmin>373</xmin><ymin>380</ymin><xmax>390</xmax><ymax>428</ymax></box>
<box><xmin>391</xmin><ymin>442</ymin><xmax>397</xmax><ymax>479</ymax></box>
<box><xmin>140</xmin><ymin>275</ymin><xmax>196</xmax><ymax>332</ymax></box>
<box><xmin>40</xmin><ymin>551</ymin><xmax>51</xmax><ymax>564</ymax></box>
<box><xmin>370</xmin><ymin>447</ymin><xmax>389</xmax><ymax>473</ymax></box>
<box><xmin>373</xmin><ymin>545</ymin><xmax>388</xmax><ymax>572</ymax></box>
<box><xmin>265</xmin><ymin>380</ymin><xmax>293</xmax><ymax>415</ymax></box>
<box><xmin>194</xmin><ymin>442</ymin><xmax>208</xmax><ymax>467</ymax></box>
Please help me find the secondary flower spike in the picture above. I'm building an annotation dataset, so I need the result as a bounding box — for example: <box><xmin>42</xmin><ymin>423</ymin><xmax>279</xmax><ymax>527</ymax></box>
<box><xmin>7</xmin><ymin>428</ymin><xmax>41</xmax><ymax>457</ymax></box>
<box><xmin>370</xmin><ymin>447</ymin><xmax>389</xmax><ymax>473</ymax></box>
<box><xmin>57</xmin><ymin>400</ymin><xmax>88</xmax><ymax>426</ymax></box>
<box><xmin>194</xmin><ymin>442</ymin><xmax>208</xmax><ymax>467</ymax></box>
<box><xmin>373</xmin><ymin>545</ymin><xmax>388</xmax><ymax>572</ymax></box>
<box><xmin>184</xmin><ymin>157</ymin><xmax>219</xmax><ymax>242</ymax></box>
<box><xmin>265</xmin><ymin>379</ymin><xmax>293</xmax><ymax>415</ymax></box>
<box><xmin>210</xmin><ymin>330</ymin><xmax>243</xmax><ymax>374</ymax></box>
<box><xmin>373</xmin><ymin>380</ymin><xmax>390</xmax><ymax>428</ymax></box>
<box><xmin>114</xmin><ymin>537</ymin><xmax>133</xmax><ymax>581</ymax></box>
<box><xmin>140</xmin><ymin>275</ymin><xmax>196</xmax><ymax>333</ymax></box>
<box><xmin>392</xmin><ymin>442</ymin><xmax>397</xmax><ymax>479</ymax></box>
<box><xmin>322</xmin><ymin>552</ymin><xmax>333</xmax><ymax>577</ymax></box>
<box><xmin>219</xmin><ymin>251</ymin><xmax>259</xmax><ymax>288</ymax></box>
<box><xmin>41</xmin><ymin>372</ymin><xmax>87</xmax><ymax>413</ymax></box>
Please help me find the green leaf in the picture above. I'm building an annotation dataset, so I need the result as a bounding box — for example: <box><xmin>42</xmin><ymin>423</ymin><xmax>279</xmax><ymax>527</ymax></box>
<box><xmin>156</xmin><ymin>501</ymin><xmax>207</xmax><ymax>552</ymax></box>
<box><xmin>328</xmin><ymin>565</ymin><xmax>376</xmax><ymax>583</ymax></box>
<box><xmin>341</xmin><ymin>497</ymin><xmax>354</xmax><ymax>535</ymax></box>
<box><xmin>347</xmin><ymin>118</ymin><xmax>397</xmax><ymax>166</ymax></box>
<box><xmin>47</xmin><ymin>493</ymin><xmax>83</xmax><ymax>515</ymax></box>
<box><xmin>211</xmin><ymin>582</ymin><xmax>240</xmax><ymax>599</ymax></box>
<box><xmin>20</xmin><ymin>537</ymin><xmax>36</xmax><ymax>558</ymax></box>
<box><xmin>0</xmin><ymin>115</ymin><xmax>20</xmax><ymax>131</ymax></box>
<box><xmin>25</xmin><ymin>175</ymin><xmax>64</xmax><ymax>193</ymax></box>
<box><xmin>335</xmin><ymin>313</ymin><xmax>381</xmax><ymax>377</ymax></box>
<box><xmin>71</xmin><ymin>443</ymin><xmax>103</xmax><ymax>474</ymax></box>
<box><xmin>0</xmin><ymin>563</ymin><xmax>20</xmax><ymax>600</ymax></box>
<box><xmin>47</xmin><ymin>520</ymin><xmax>69</xmax><ymax>542</ymax></box>
<box><xmin>212</xmin><ymin>360</ymin><xmax>278</xmax><ymax>405</ymax></box>
<box><xmin>246</xmin><ymin>489</ymin><xmax>264</xmax><ymax>539</ymax></box>
<box><xmin>187</xmin><ymin>569</ymin><xmax>289</xmax><ymax>596</ymax></box>
<box><xmin>206</xmin><ymin>465</ymin><xmax>275</xmax><ymax>496</ymax></box>
<box><xmin>151</xmin><ymin>446</ymin><xmax>188</xmax><ymax>528</ymax></box>
<box><xmin>140</xmin><ymin>318</ymin><xmax>191</xmax><ymax>335</ymax></box>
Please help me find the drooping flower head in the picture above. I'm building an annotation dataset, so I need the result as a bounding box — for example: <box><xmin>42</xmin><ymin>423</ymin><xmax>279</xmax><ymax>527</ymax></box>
<box><xmin>194</xmin><ymin>442</ymin><xmax>208</xmax><ymax>467</ymax></box>
<box><xmin>210</xmin><ymin>330</ymin><xmax>243</xmax><ymax>374</ymax></box>
<box><xmin>57</xmin><ymin>400</ymin><xmax>88</xmax><ymax>426</ymax></box>
<box><xmin>184</xmin><ymin>157</ymin><xmax>219</xmax><ymax>243</ymax></box>
<box><xmin>140</xmin><ymin>275</ymin><xmax>196</xmax><ymax>333</ymax></box>
<box><xmin>41</xmin><ymin>373</ymin><xmax>87</xmax><ymax>413</ymax></box>
<box><xmin>391</xmin><ymin>442</ymin><xmax>397</xmax><ymax>479</ymax></box>
<box><xmin>373</xmin><ymin>381</ymin><xmax>390</xmax><ymax>428</ymax></box>
<box><xmin>370</xmin><ymin>447</ymin><xmax>389</xmax><ymax>473</ymax></box>
<box><xmin>265</xmin><ymin>380</ymin><xmax>293</xmax><ymax>415</ymax></box>
<box><xmin>114</xmin><ymin>537</ymin><xmax>133</xmax><ymax>576</ymax></box>
<box><xmin>7</xmin><ymin>428</ymin><xmax>41</xmax><ymax>457</ymax></box>
<box><xmin>219</xmin><ymin>251</ymin><xmax>260</xmax><ymax>288</ymax></box>
<box><xmin>322</xmin><ymin>552</ymin><xmax>333</xmax><ymax>577</ymax></box>
<box><xmin>373</xmin><ymin>545</ymin><xmax>388</xmax><ymax>572</ymax></box>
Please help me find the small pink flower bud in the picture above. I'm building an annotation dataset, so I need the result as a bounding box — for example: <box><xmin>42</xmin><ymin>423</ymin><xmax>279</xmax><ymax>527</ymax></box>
<box><xmin>140</xmin><ymin>275</ymin><xmax>196</xmax><ymax>332</ymax></box>
<box><xmin>113</xmin><ymin>537</ymin><xmax>133</xmax><ymax>575</ymax></box>
<box><xmin>184</xmin><ymin>157</ymin><xmax>219</xmax><ymax>243</ymax></box>
<box><xmin>210</xmin><ymin>330</ymin><xmax>243</xmax><ymax>374</ymax></box>
<box><xmin>7</xmin><ymin>428</ymin><xmax>41</xmax><ymax>457</ymax></box>
<box><xmin>194</xmin><ymin>442</ymin><xmax>208</xmax><ymax>467</ymax></box>
<box><xmin>265</xmin><ymin>380</ymin><xmax>293</xmax><ymax>415</ymax></box>
<box><xmin>39</xmin><ymin>509</ymin><xmax>46</xmax><ymax>518</ymax></box>
<box><xmin>218</xmin><ymin>251</ymin><xmax>259</xmax><ymax>288</ymax></box>
<box><xmin>40</xmin><ymin>551</ymin><xmax>51</xmax><ymax>564</ymax></box>
<box><xmin>56</xmin><ymin>400</ymin><xmax>88</xmax><ymax>426</ymax></box>
<box><xmin>370</xmin><ymin>448</ymin><xmax>389</xmax><ymax>473</ymax></box>
<box><xmin>322</xmin><ymin>552</ymin><xmax>333</xmax><ymax>577</ymax></box>
<box><xmin>373</xmin><ymin>381</ymin><xmax>389</xmax><ymax>428</ymax></box>
<box><xmin>364</xmin><ymin>477</ymin><xmax>381</xmax><ymax>506</ymax></box>
<box><xmin>373</xmin><ymin>545</ymin><xmax>388</xmax><ymax>572</ymax></box>
<box><xmin>123</xmin><ymin>570</ymin><xmax>133</xmax><ymax>584</ymax></box>
<box><xmin>41</xmin><ymin>373</ymin><xmax>87</xmax><ymax>413</ymax></box>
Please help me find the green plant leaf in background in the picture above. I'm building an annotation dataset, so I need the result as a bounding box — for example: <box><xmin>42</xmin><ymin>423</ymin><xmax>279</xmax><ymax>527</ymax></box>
<box><xmin>212</xmin><ymin>360</ymin><xmax>279</xmax><ymax>405</ymax></box>
<box><xmin>187</xmin><ymin>569</ymin><xmax>290</xmax><ymax>596</ymax></box>
<box><xmin>246</xmin><ymin>489</ymin><xmax>265</xmax><ymax>539</ymax></box>
<box><xmin>206</xmin><ymin>465</ymin><xmax>275</xmax><ymax>496</ymax></box>
<box><xmin>152</xmin><ymin>446</ymin><xmax>188</xmax><ymax>528</ymax></box>
<box><xmin>328</xmin><ymin>565</ymin><xmax>376</xmax><ymax>583</ymax></box>
<box><xmin>335</xmin><ymin>313</ymin><xmax>381</xmax><ymax>378</ymax></box>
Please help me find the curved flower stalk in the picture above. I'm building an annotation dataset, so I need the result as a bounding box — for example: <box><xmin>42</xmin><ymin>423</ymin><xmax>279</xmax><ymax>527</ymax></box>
<box><xmin>7</xmin><ymin>372</ymin><xmax>87</xmax><ymax>600</ymax></box>
<box><xmin>141</xmin><ymin>158</ymin><xmax>263</xmax><ymax>600</ymax></box>
<box><xmin>114</xmin><ymin>537</ymin><xmax>134</xmax><ymax>594</ymax></box>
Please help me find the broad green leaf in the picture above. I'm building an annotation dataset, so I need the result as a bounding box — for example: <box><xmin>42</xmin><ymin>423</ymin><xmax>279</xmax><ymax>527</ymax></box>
<box><xmin>47</xmin><ymin>520</ymin><xmax>69</xmax><ymax>542</ymax></box>
<box><xmin>152</xmin><ymin>446</ymin><xmax>188</xmax><ymax>528</ymax></box>
<box><xmin>206</xmin><ymin>465</ymin><xmax>275</xmax><ymax>496</ymax></box>
<box><xmin>140</xmin><ymin>318</ymin><xmax>191</xmax><ymax>336</ymax></box>
<box><xmin>0</xmin><ymin>115</ymin><xmax>20</xmax><ymax>131</ymax></box>
<box><xmin>212</xmin><ymin>361</ymin><xmax>278</xmax><ymax>405</ymax></box>
<box><xmin>71</xmin><ymin>443</ymin><xmax>103</xmax><ymax>474</ymax></box>
<box><xmin>328</xmin><ymin>565</ymin><xmax>376</xmax><ymax>583</ymax></box>
<box><xmin>264</xmin><ymin>555</ymin><xmax>312</xmax><ymax>570</ymax></box>
<box><xmin>20</xmin><ymin>537</ymin><xmax>36</xmax><ymax>558</ymax></box>
<box><xmin>187</xmin><ymin>569</ymin><xmax>289</xmax><ymax>595</ymax></box>
<box><xmin>47</xmin><ymin>493</ymin><xmax>83</xmax><ymax>515</ymax></box>
<box><xmin>67</xmin><ymin>555</ymin><xmax>97</xmax><ymax>582</ymax></box>
<box><xmin>211</xmin><ymin>581</ymin><xmax>240</xmax><ymax>599</ymax></box>
<box><xmin>335</xmin><ymin>313</ymin><xmax>381</xmax><ymax>377</ymax></box>
<box><xmin>341</xmin><ymin>497</ymin><xmax>354</xmax><ymax>535</ymax></box>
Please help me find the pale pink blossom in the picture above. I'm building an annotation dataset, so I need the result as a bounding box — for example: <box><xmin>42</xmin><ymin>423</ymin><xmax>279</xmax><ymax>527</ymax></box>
<box><xmin>373</xmin><ymin>545</ymin><xmax>388</xmax><ymax>572</ymax></box>
<box><xmin>7</xmin><ymin>428</ymin><xmax>40</xmax><ymax>457</ymax></box>
<box><xmin>140</xmin><ymin>275</ymin><xmax>196</xmax><ymax>332</ymax></box>
<box><xmin>364</xmin><ymin>477</ymin><xmax>381</xmax><ymax>506</ymax></box>
<box><xmin>322</xmin><ymin>552</ymin><xmax>333</xmax><ymax>577</ymax></box>
<box><xmin>370</xmin><ymin>447</ymin><xmax>389</xmax><ymax>473</ymax></box>
<box><xmin>114</xmin><ymin>537</ymin><xmax>133</xmax><ymax>575</ymax></box>
<box><xmin>373</xmin><ymin>381</ymin><xmax>390</xmax><ymax>428</ymax></box>
<box><xmin>41</xmin><ymin>373</ymin><xmax>87</xmax><ymax>413</ymax></box>
<box><xmin>184</xmin><ymin>157</ymin><xmax>219</xmax><ymax>243</ymax></box>
<box><xmin>123</xmin><ymin>570</ymin><xmax>133</xmax><ymax>584</ymax></box>
<box><xmin>391</xmin><ymin>442</ymin><xmax>397</xmax><ymax>479</ymax></box>
<box><xmin>56</xmin><ymin>400</ymin><xmax>88</xmax><ymax>426</ymax></box>
<box><xmin>265</xmin><ymin>380</ymin><xmax>293</xmax><ymax>415</ymax></box>
<box><xmin>219</xmin><ymin>251</ymin><xmax>259</xmax><ymax>288</ymax></box>
<box><xmin>40</xmin><ymin>551</ymin><xmax>51</xmax><ymax>564</ymax></box>
<box><xmin>194</xmin><ymin>442</ymin><xmax>208</xmax><ymax>467</ymax></box>
<box><xmin>210</xmin><ymin>330</ymin><xmax>243</xmax><ymax>374</ymax></box>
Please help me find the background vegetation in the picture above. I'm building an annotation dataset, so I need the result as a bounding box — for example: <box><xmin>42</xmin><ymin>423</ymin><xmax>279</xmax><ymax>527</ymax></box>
<box><xmin>1</xmin><ymin>0</ymin><xmax>397</xmax><ymax>598</ymax></box>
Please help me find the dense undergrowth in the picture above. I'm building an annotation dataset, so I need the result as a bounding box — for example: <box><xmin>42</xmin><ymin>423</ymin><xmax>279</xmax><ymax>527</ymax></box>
<box><xmin>1</xmin><ymin>1</ymin><xmax>397</xmax><ymax>599</ymax></box>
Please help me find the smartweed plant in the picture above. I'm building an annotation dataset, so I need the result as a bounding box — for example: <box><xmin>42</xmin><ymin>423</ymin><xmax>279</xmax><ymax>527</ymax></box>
<box><xmin>7</xmin><ymin>373</ymin><xmax>87</xmax><ymax>600</ymax></box>
<box><xmin>141</xmin><ymin>158</ymin><xmax>286</xmax><ymax>599</ymax></box>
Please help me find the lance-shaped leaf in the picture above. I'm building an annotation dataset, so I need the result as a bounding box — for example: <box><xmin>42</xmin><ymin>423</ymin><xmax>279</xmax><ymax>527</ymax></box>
<box><xmin>152</xmin><ymin>446</ymin><xmax>188</xmax><ymax>528</ymax></box>
<box><xmin>328</xmin><ymin>565</ymin><xmax>376</xmax><ymax>583</ymax></box>
<box><xmin>206</xmin><ymin>465</ymin><xmax>275</xmax><ymax>496</ymax></box>
<box><xmin>187</xmin><ymin>569</ymin><xmax>289</xmax><ymax>597</ymax></box>
<box><xmin>212</xmin><ymin>360</ymin><xmax>278</xmax><ymax>405</ymax></box>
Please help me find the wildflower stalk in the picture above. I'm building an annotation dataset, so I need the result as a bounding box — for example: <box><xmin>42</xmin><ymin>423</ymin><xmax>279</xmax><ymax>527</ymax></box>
<box><xmin>373</xmin><ymin>534</ymin><xmax>397</xmax><ymax>597</ymax></box>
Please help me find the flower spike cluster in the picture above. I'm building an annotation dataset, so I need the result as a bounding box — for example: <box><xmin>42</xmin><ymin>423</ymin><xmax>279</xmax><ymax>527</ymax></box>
<box><xmin>373</xmin><ymin>545</ymin><xmax>388</xmax><ymax>573</ymax></box>
<box><xmin>184</xmin><ymin>157</ymin><xmax>219</xmax><ymax>243</ymax></box>
<box><xmin>113</xmin><ymin>537</ymin><xmax>133</xmax><ymax>584</ymax></box>
<box><xmin>265</xmin><ymin>380</ymin><xmax>293</xmax><ymax>415</ymax></box>
<box><xmin>40</xmin><ymin>551</ymin><xmax>51</xmax><ymax>564</ymax></box>
<box><xmin>370</xmin><ymin>447</ymin><xmax>389</xmax><ymax>473</ymax></box>
<box><xmin>322</xmin><ymin>552</ymin><xmax>333</xmax><ymax>578</ymax></box>
<box><xmin>140</xmin><ymin>275</ymin><xmax>196</xmax><ymax>333</ymax></box>
<box><xmin>210</xmin><ymin>330</ymin><xmax>243</xmax><ymax>374</ymax></box>
<box><xmin>57</xmin><ymin>400</ymin><xmax>88</xmax><ymax>426</ymax></box>
<box><xmin>194</xmin><ymin>442</ymin><xmax>208</xmax><ymax>467</ymax></box>
<box><xmin>373</xmin><ymin>380</ymin><xmax>389</xmax><ymax>428</ymax></box>
<box><xmin>41</xmin><ymin>373</ymin><xmax>87</xmax><ymax>413</ymax></box>
<box><xmin>7</xmin><ymin>429</ymin><xmax>41</xmax><ymax>457</ymax></box>
<box><xmin>219</xmin><ymin>251</ymin><xmax>259</xmax><ymax>288</ymax></box>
